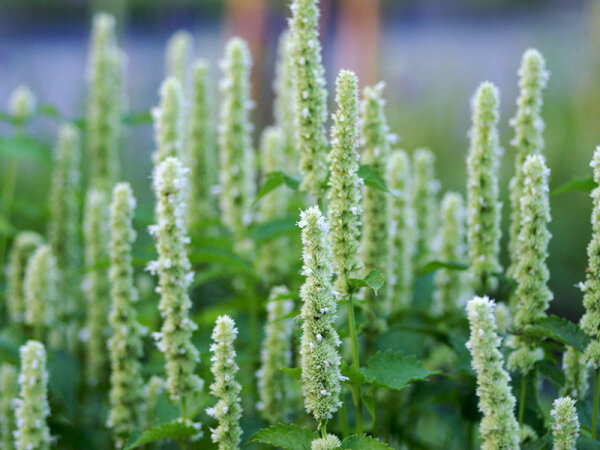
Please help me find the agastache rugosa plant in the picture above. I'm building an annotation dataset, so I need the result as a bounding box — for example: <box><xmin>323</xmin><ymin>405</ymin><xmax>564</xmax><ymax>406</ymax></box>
<box><xmin>298</xmin><ymin>207</ymin><xmax>343</xmax><ymax>427</ymax></box>
<box><xmin>311</xmin><ymin>434</ymin><xmax>341</xmax><ymax>450</ymax></box>
<box><xmin>508</xmin><ymin>49</ymin><xmax>549</xmax><ymax>279</ymax></box>
<box><xmin>218</xmin><ymin>37</ymin><xmax>256</xmax><ymax>243</ymax></box>
<box><xmin>412</xmin><ymin>148</ymin><xmax>437</xmax><ymax>270</ymax></box>
<box><xmin>9</xmin><ymin>85</ymin><xmax>36</xmax><ymax>125</ymax></box>
<box><xmin>86</xmin><ymin>12</ymin><xmax>123</xmax><ymax>191</ymax></box>
<box><xmin>207</xmin><ymin>315</ymin><xmax>242</xmax><ymax>449</ymax></box>
<box><xmin>6</xmin><ymin>232</ymin><xmax>43</xmax><ymax>323</ymax></box>
<box><xmin>466</xmin><ymin>82</ymin><xmax>502</xmax><ymax>296</ymax></box>
<box><xmin>107</xmin><ymin>183</ymin><xmax>144</xmax><ymax>447</ymax></box>
<box><xmin>165</xmin><ymin>30</ymin><xmax>193</xmax><ymax>89</ymax></box>
<box><xmin>561</xmin><ymin>347</ymin><xmax>589</xmax><ymax>400</ymax></box>
<box><xmin>14</xmin><ymin>341</ymin><xmax>51</xmax><ymax>450</ymax></box>
<box><xmin>147</xmin><ymin>157</ymin><xmax>202</xmax><ymax>404</ymax></box>
<box><xmin>550</xmin><ymin>396</ymin><xmax>579</xmax><ymax>450</ymax></box>
<box><xmin>23</xmin><ymin>244</ymin><xmax>57</xmax><ymax>339</ymax></box>
<box><xmin>152</xmin><ymin>77</ymin><xmax>184</xmax><ymax>164</ymax></box>
<box><xmin>0</xmin><ymin>364</ymin><xmax>18</xmax><ymax>450</ymax></box>
<box><xmin>434</xmin><ymin>192</ymin><xmax>467</xmax><ymax>314</ymax></box>
<box><xmin>466</xmin><ymin>296</ymin><xmax>519</xmax><ymax>450</ymax></box>
<box><xmin>508</xmin><ymin>154</ymin><xmax>552</xmax><ymax>374</ymax></box>
<box><xmin>83</xmin><ymin>188</ymin><xmax>111</xmax><ymax>386</ymax></box>
<box><xmin>290</xmin><ymin>0</ymin><xmax>329</xmax><ymax>197</ymax></box>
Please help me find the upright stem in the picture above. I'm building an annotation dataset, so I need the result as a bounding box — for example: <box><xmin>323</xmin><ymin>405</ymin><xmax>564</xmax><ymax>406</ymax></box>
<box><xmin>320</xmin><ymin>420</ymin><xmax>327</xmax><ymax>438</ymax></box>
<box><xmin>593</xmin><ymin>368</ymin><xmax>600</xmax><ymax>440</ymax></box>
<box><xmin>347</xmin><ymin>294</ymin><xmax>363</xmax><ymax>434</ymax></box>
<box><xmin>339</xmin><ymin>402</ymin><xmax>349</xmax><ymax>438</ymax></box>
<box><xmin>518</xmin><ymin>372</ymin><xmax>527</xmax><ymax>427</ymax></box>
<box><xmin>180</xmin><ymin>395</ymin><xmax>187</xmax><ymax>421</ymax></box>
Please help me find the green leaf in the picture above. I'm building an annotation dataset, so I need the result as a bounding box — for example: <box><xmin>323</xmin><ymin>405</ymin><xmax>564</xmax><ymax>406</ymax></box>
<box><xmin>280</xmin><ymin>367</ymin><xmax>301</xmax><ymax>380</ymax></box>
<box><xmin>360</xmin><ymin>350</ymin><xmax>438</xmax><ymax>391</ymax></box>
<box><xmin>358</xmin><ymin>164</ymin><xmax>391</xmax><ymax>193</ymax></box>
<box><xmin>522</xmin><ymin>315</ymin><xmax>590</xmax><ymax>353</ymax></box>
<box><xmin>418</xmin><ymin>260</ymin><xmax>468</xmax><ymax>276</ymax></box>
<box><xmin>246</xmin><ymin>423</ymin><xmax>318</xmax><ymax>450</ymax></box>
<box><xmin>252</xmin><ymin>171</ymin><xmax>301</xmax><ymax>206</ymax></box>
<box><xmin>48</xmin><ymin>351</ymin><xmax>80</xmax><ymax>414</ymax></box>
<box><xmin>578</xmin><ymin>437</ymin><xmax>600</xmax><ymax>449</ymax></box>
<box><xmin>341</xmin><ymin>434</ymin><xmax>392</xmax><ymax>449</ymax></box>
<box><xmin>523</xmin><ymin>433</ymin><xmax>551</xmax><ymax>449</ymax></box>
<box><xmin>122</xmin><ymin>110</ymin><xmax>153</xmax><ymax>126</ymax></box>
<box><xmin>340</xmin><ymin>361</ymin><xmax>366</xmax><ymax>385</ymax></box>
<box><xmin>348</xmin><ymin>269</ymin><xmax>384</xmax><ymax>295</ymax></box>
<box><xmin>125</xmin><ymin>420</ymin><xmax>201</xmax><ymax>449</ymax></box>
<box><xmin>551</xmin><ymin>176</ymin><xmax>597</xmax><ymax>196</ymax></box>
<box><xmin>37</xmin><ymin>104</ymin><xmax>62</xmax><ymax>119</ymax></box>
<box><xmin>248</xmin><ymin>216</ymin><xmax>298</xmax><ymax>242</ymax></box>
<box><xmin>0</xmin><ymin>135</ymin><xmax>52</xmax><ymax>162</ymax></box>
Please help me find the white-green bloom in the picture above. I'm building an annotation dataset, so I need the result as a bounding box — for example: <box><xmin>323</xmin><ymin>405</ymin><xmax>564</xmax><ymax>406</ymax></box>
<box><xmin>165</xmin><ymin>30</ymin><xmax>193</xmax><ymax>89</ymax></box>
<box><xmin>274</xmin><ymin>30</ymin><xmax>298</xmax><ymax>173</ymax></box>
<box><xmin>187</xmin><ymin>60</ymin><xmax>217</xmax><ymax>224</ymax></box>
<box><xmin>152</xmin><ymin>77</ymin><xmax>184</xmax><ymax>164</ymax></box>
<box><xmin>86</xmin><ymin>12</ymin><xmax>123</xmax><ymax>191</ymax></box>
<box><xmin>412</xmin><ymin>148</ymin><xmax>437</xmax><ymax>270</ymax></box>
<box><xmin>581</xmin><ymin>147</ymin><xmax>600</xmax><ymax>367</ymax></box>
<box><xmin>207</xmin><ymin>315</ymin><xmax>242</xmax><ymax>450</ymax></box>
<box><xmin>550</xmin><ymin>396</ymin><xmax>579</xmax><ymax>450</ymax></box>
<box><xmin>466</xmin><ymin>296</ymin><xmax>519</xmax><ymax>450</ymax></box>
<box><xmin>508</xmin><ymin>49</ymin><xmax>549</xmax><ymax>279</ymax></box>
<box><xmin>466</xmin><ymin>82</ymin><xmax>502</xmax><ymax>295</ymax></box>
<box><xmin>434</xmin><ymin>192</ymin><xmax>467</xmax><ymax>314</ymax></box>
<box><xmin>388</xmin><ymin>150</ymin><xmax>414</xmax><ymax>311</ymax></box>
<box><xmin>148</xmin><ymin>156</ymin><xmax>202</xmax><ymax>400</ymax></box>
<box><xmin>290</xmin><ymin>0</ymin><xmax>329</xmax><ymax>197</ymax></box>
<box><xmin>495</xmin><ymin>302</ymin><xmax>511</xmax><ymax>334</ymax></box>
<box><xmin>257</xmin><ymin>127</ymin><xmax>288</xmax><ymax>280</ymax></box>
<box><xmin>107</xmin><ymin>183</ymin><xmax>144</xmax><ymax>447</ymax></box>
<box><xmin>14</xmin><ymin>341</ymin><xmax>50</xmax><ymax>450</ymax></box>
<box><xmin>257</xmin><ymin>286</ymin><xmax>295</xmax><ymax>423</ymax></box>
<box><xmin>49</xmin><ymin>124</ymin><xmax>81</xmax><ymax>321</ymax></box>
<box><xmin>298</xmin><ymin>207</ymin><xmax>342</xmax><ymax>422</ymax></box>
<box><xmin>0</xmin><ymin>364</ymin><xmax>18</xmax><ymax>450</ymax></box>
<box><xmin>6</xmin><ymin>232</ymin><xmax>43</xmax><ymax>323</ymax></box>
<box><xmin>508</xmin><ymin>154</ymin><xmax>552</xmax><ymax>374</ymax></box>
<box><xmin>561</xmin><ymin>346</ymin><xmax>589</xmax><ymax>400</ymax></box>
<box><xmin>311</xmin><ymin>434</ymin><xmax>341</xmax><ymax>450</ymax></box>
<box><xmin>328</xmin><ymin>70</ymin><xmax>362</xmax><ymax>295</ymax></box>
<box><xmin>361</xmin><ymin>82</ymin><xmax>392</xmax><ymax>319</ymax></box>
<box><xmin>218</xmin><ymin>37</ymin><xmax>256</xmax><ymax>240</ymax></box>
<box><xmin>9</xmin><ymin>85</ymin><xmax>36</xmax><ymax>124</ymax></box>
<box><xmin>23</xmin><ymin>245</ymin><xmax>57</xmax><ymax>335</ymax></box>
<box><xmin>83</xmin><ymin>188</ymin><xmax>111</xmax><ymax>385</ymax></box>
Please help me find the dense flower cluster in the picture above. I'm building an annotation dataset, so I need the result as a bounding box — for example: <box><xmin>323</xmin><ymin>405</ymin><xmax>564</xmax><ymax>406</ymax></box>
<box><xmin>0</xmin><ymin>364</ymin><xmax>18</xmax><ymax>449</ymax></box>
<box><xmin>412</xmin><ymin>148</ymin><xmax>437</xmax><ymax>269</ymax></box>
<box><xmin>561</xmin><ymin>347</ymin><xmax>589</xmax><ymax>400</ymax></box>
<box><xmin>9</xmin><ymin>85</ymin><xmax>36</xmax><ymax>124</ymax></box>
<box><xmin>23</xmin><ymin>244</ymin><xmax>57</xmax><ymax>335</ymax></box>
<box><xmin>311</xmin><ymin>434</ymin><xmax>341</xmax><ymax>450</ymax></box>
<box><xmin>165</xmin><ymin>30</ymin><xmax>193</xmax><ymax>88</ymax></box>
<box><xmin>550</xmin><ymin>396</ymin><xmax>579</xmax><ymax>450</ymax></box>
<box><xmin>152</xmin><ymin>77</ymin><xmax>184</xmax><ymax>164</ymax></box>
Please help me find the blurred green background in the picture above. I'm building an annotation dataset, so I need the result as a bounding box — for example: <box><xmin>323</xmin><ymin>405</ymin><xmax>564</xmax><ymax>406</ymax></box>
<box><xmin>0</xmin><ymin>0</ymin><xmax>599</xmax><ymax>321</ymax></box>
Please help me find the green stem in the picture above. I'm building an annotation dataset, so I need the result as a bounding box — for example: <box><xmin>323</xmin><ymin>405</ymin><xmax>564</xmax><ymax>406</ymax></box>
<box><xmin>339</xmin><ymin>402</ymin><xmax>349</xmax><ymax>438</ymax></box>
<box><xmin>320</xmin><ymin>420</ymin><xmax>327</xmax><ymax>438</ymax></box>
<box><xmin>593</xmin><ymin>368</ymin><xmax>600</xmax><ymax>440</ymax></box>
<box><xmin>518</xmin><ymin>373</ymin><xmax>527</xmax><ymax>427</ymax></box>
<box><xmin>347</xmin><ymin>294</ymin><xmax>363</xmax><ymax>434</ymax></box>
<box><xmin>180</xmin><ymin>396</ymin><xmax>187</xmax><ymax>421</ymax></box>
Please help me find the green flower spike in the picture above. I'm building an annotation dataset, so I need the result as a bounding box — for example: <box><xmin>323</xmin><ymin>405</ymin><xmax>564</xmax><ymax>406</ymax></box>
<box><xmin>311</xmin><ymin>434</ymin><xmax>341</xmax><ymax>450</ymax></box>
<box><xmin>23</xmin><ymin>245</ymin><xmax>57</xmax><ymax>337</ymax></box>
<box><xmin>207</xmin><ymin>315</ymin><xmax>242</xmax><ymax>450</ymax></box>
<box><xmin>14</xmin><ymin>341</ymin><xmax>50</xmax><ymax>450</ymax></box>
<box><xmin>257</xmin><ymin>286</ymin><xmax>295</xmax><ymax>423</ymax></box>
<box><xmin>561</xmin><ymin>347</ymin><xmax>589</xmax><ymax>400</ymax></box>
<box><xmin>86</xmin><ymin>12</ymin><xmax>123</xmax><ymax>191</ymax></box>
<box><xmin>6</xmin><ymin>232</ymin><xmax>43</xmax><ymax>323</ymax></box>
<box><xmin>388</xmin><ymin>150</ymin><xmax>414</xmax><ymax>311</ymax></box>
<box><xmin>218</xmin><ymin>37</ymin><xmax>256</xmax><ymax>241</ymax></box>
<box><xmin>466</xmin><ymin>296</ymin><xmax>519</xmax><ymax>450</ymax></box>
<box><xmin>9</xmin><ymin>85</ymin><xmax>36</xmax><ymax>124</ymax></box>
<box><xmin>328</xmin><ymin>69</ymin><xmax>363</xmax><ymax>295</ymax></box>
<box><xmin>165</xmin><ymin>30</ymin><xmax>193</xmax><ymax>89</ymax></box>
<box><xmin>434</xmin><ymin>192</ymin><xmax>467</xmax><ymax>315</ymax></box>
<box><xmin>298</xmin><ymin>206</ymin><xmax>343</xmax><ymax>423</ymax></box>
<box><xmin>107</xmin><ymin>183</ymin><xmax>144</xmax><ymax>447</ymax></box>
<box><xmin>0</xmin><ymin>364</ymin><xmax>18</xmax><ymax>450</ymax></box>
<box><xmin>550</xmin><ymin>396</ymin><xmax>579</xmax><ymax>450</ymax></box>
<box><xmin>83</xmin><ymin>188</ymin><xmax>111</xmax><ymax>386</ymax></box>
<box><xmin>147</xmin><ymin>156</ymin><xmax>202</xmax><ymax>400</ymax></box>
<box><xmin>508</xmin><ymin>154</ymin><xmax>552</xmax><ymax>374</ymax></box>
<box><xmin>412</xmin><ymin>148</ymin><xmax>438</xmax><ymax>270</ymax></box>
<box><xmin>290</xmin><ymin>0</ymin><xmax>329</xmax><ymax>197</ymax></box>
<box><xmin>580</xmin><ymin>147</ymin><xmax>600</xmax><ymax>368</ymax></box>
<box><xmin>152</xmin><ymin>77</ymin><xmax>184</xmax><ymax>164</ymax></box>
<box><xmin>508</xmin><ymin>49</ymin><xmax>549</xmax><ymax>279</ymax></box>
<box><xmin>466</xmin><ymin>82</ymin><xmax>502</xmax><ymax>296</ymax></box>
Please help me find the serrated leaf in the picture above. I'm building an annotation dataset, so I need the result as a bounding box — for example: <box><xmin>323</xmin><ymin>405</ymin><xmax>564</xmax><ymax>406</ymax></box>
<box><xmin>0</xmin><ymin>135</ymin><xmax>52</xmax><ymax>161</ymax></box>
<box><xmin>248</xmin><ymin>216</ymin><xmax>298</xmax><ymax>242</ymax></box>
<box><xmin>280</xmin><ymin>367</ymin><xmax>301</xmax><ymax>380</ymax></box>
<box><xmin>551</xmin><ymin>176</ymin><xmax>597</xmax><ymax>196</ymax></box>
<box><xmin>253</xmin><ymin>171</ymin><xmax>301</xmax><ymax>206</ymax></box>
<box><xmin>418</xmin><ymin>260</ymin><xmax>468</xmax><ymax>276</ymax></box>
<box><xmin>578</xmin><ymin>437</ymin><xmax>600</xmax><ymax>449</ymax></box>
<box><xmin>522</xmin><ymin>315</ymin><xmax>590</xmax><ymax>353</ymax></box>
<box><xmin>360</xmin><ymin>350</ymin><xmax>437</xmax><ymax>391</ymax></box>
<box><xmin>125</xmin><ymin>420</ymin><xmax>201</xmax><ymax>449</ymax></box>
<box><xmin>246</xmin><ymin>423</ymin><xmax>318</xmax><ymax>450</ymax></box>
<box><xmin>358</xmin><ymin>164</ymin><xmax>391</xmax><ymax>193</ymax></box>
<box><xmin>348</xmin><ymin>269</ymin><xmax>384</xmax><ymax>295</ymax></box>
<box><xmin>341</xmin><ymin>434</ymin><xmax>392</xmax><ymax>449</ymax></box>
<box><xmin>341</xmin><ymin>361</ymin><xmax>366</xmax><ymax>385</ymax></box>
